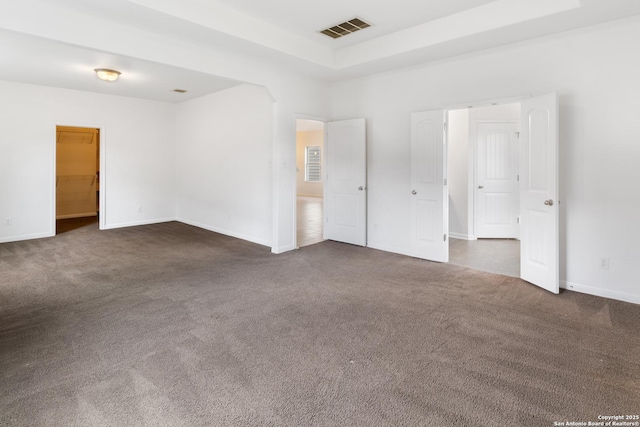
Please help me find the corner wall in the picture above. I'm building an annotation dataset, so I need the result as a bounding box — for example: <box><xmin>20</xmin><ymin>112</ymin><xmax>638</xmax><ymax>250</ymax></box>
<box><xmin>0</xmin><ymin>81</ymin><xmax>176</xmax><ymax>243</ymax></box>
<box><xmin>175</xmin><ymin>84</ymin><xmax>274</xmax><ymax>247</ymax></box>
<box><xmin>331</xmin><ymin>16</ymin><xmax>640</xmax><ymax>304</ymax></box>
<box><xmin>447</xmin><ymin>109</ymin><xmax>469</xmax><ymax>239</ymax></box>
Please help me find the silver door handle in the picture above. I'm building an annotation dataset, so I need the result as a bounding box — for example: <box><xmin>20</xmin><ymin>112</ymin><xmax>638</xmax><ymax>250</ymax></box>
<box><xmin>478</xmin><ymin>186</ymin><xmax>484</xmax><ymax>189</ymax></box>
<box><xmin>411</xmin><ymin>190</ymin><xmax>417</xmax><ymax>195</ymax></box>
<box><xmin>358</xmin><ymin>186</ymin><xmax>364</xmax><ymax>191</ymax></box>
<box><xmin>544</xmin><ymin>199</ymin><xmax>554</xmax><ymax>206</ymax></box>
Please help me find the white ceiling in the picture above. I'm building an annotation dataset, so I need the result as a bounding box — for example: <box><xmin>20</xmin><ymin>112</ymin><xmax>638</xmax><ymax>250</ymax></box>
<box><xmin>0</xmin><ymin>29</ymin><xmax>240</xmax><ymax>103</ymax></box>
<box><xmin>1</xmin><ymin>0</ymin><xmax>640</xmax><ymax>103</ymax></box>
<box><xmin>211</xmin><ymin>0</ymin><xmax>498</xmax><ymax>48</ymax></box>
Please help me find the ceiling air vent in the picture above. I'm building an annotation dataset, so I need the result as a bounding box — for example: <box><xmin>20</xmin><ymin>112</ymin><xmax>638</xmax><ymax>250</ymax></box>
<box><xmin>320</xmin><ymin>18</ymin><xmax>371</xmax><ymax>39</ymax></box>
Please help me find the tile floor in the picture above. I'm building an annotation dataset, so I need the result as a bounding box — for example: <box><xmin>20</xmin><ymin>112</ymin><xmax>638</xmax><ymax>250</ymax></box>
<box><xmin>297</xmin><ymin>196</ymin><xmax>325</xmax><ymax>247</ymax></box>
<box><xmin>449</xmin><ymin>238</ymin><xmax>520</xmax><ymax>277</ymax></box>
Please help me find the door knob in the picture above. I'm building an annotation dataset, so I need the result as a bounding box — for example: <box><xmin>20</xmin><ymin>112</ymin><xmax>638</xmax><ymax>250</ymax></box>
<box><xmin>411</xmin><ymin>190</ymin><xmax>417</xmax><ymax>195</ymax></box>
<box><xmin>358</xmin><ymin>186</ymin><xmax>364</xmax><ymax>191</ymax></box>
<box><xmin>544</xmin><ymin>199</ymin><xmax>554</xmax><ymax>206</ymax></box>
<box><xmin>478</xmin><ymin>185</ymin><xmax>484</xmax><ymax>189</ymax></box>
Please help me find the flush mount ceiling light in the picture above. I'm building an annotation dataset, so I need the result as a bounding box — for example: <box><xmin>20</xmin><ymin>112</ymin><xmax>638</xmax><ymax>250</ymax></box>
<box><xmin>94</xmin><ymin>68</ymin><xmax>121</xmax><ymax>82</ymax></box>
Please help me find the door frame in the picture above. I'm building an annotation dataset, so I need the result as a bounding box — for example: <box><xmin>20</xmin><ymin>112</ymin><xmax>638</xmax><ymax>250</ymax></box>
<box><xmin>293</xmin><ymin>114</ymin><xmax>329</xmax><ymax>249</ymax></box>
<box><xmin>442</xmin><ymin>95</ymin><xmax>528</xmax><ymax>241</ymax></box>
<box><xmin>443</xmin><ymin>93</ymin><xmax>559</xmax><ymax>293</ymax></box>
<box><xmin>53</xmin><ymin>122</ymin><xmax>106</xmax><ymax>234</ymax></box>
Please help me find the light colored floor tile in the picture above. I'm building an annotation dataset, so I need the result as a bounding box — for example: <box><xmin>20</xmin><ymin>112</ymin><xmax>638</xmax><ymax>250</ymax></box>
<box><xmin>297</xmin><ymin>196</ymin><xmax>325</xmax><ymax>248</ymax></box>
<box><xmin>449</xmin><ymin>238</ymin><xmax>520</xmax><ymax>277</ymax></box>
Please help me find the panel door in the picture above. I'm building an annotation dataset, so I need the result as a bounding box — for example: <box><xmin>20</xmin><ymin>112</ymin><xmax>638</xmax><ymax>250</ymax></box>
<box><xmin>410</xmin><ymin>110</ymin><xmax>448</xmax><ymax>262</ymax></box>
<box><xmin>325</xmin><ymin>119</ymin><xmax>367</xmax><ymax>246</ymax></box>
<box><xmin>476</xmin><ymin>122</ymin><xmax>520</xmax><ymax>238</ymax></box>
<box><xmin>520</xmin><ymin>93</ymin><xmax>559</xmax><ymax>293</ymax></box>
<box><xmin>56</xmin><ymin>127</ymin><xmax>98</xmax><ymax>219</ymax></box>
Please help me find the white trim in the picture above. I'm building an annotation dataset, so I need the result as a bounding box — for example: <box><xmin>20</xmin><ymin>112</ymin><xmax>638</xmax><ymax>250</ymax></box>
<box><xmin>293</xmin><ymin>113</ymin><xmax>328</xmax><ymax>251</ymax></box>
<box><xmin>442</xmin><ymin>95</ymin><xmax>531</xmax><ymax>111</ymax></box>
<box><xmin>449</xmin><ymin>232</ymin><xmax>476</xmax><ymax>240</ymax></box>
<box><xmin>272</xmin><ymin>244</ymin><xmax>297</xmax><ymax>254</ymax></box>
<box><xmin>177</xmin><ymin>218</ymin><xmax>272</xmax><ymax>248</ymax></box>
<box><xmin>53</xmin><ymin>122</ymin><xmax>106</xmax><ymax>232</ymax></box>
<box><xmin>271</xmin><ymin>102</ymin><xmax>281</xmax><ymax>254</ymax></box>
<box><xmin>561</xmin><ymin>281</ymin><xmax>640</xmax><ymax>305</ymax></box>
<box><xmin>103</xmin><ymin>217</ymin><xmax>175</xmax><ymax>230</ymax></box>
<box><xmin>0</xmin><ymin>231</ymin><xmax>54</xmax><ymax>244</ymax></box>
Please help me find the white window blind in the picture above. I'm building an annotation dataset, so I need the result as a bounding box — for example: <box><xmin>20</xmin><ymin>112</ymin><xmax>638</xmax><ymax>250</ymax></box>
<box><xmin>305</xmin><ymin>146</ymin><xmax>321</xmax><ymax>182</ymax></box>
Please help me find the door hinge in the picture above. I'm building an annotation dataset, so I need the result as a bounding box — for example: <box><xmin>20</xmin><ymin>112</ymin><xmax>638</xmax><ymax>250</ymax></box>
<box><xmin>444</xmin><ymin>122</ymin><xmax>448</xmax><ymax>132</ymax></box>
<box><xmin>517</xmin><ymin>174</ymin><xmax>520</xmax><ymax>182</ymax></box>
<box><xmin>444</xmin><ymin>234</ymin><xmax>447</xmax><ymax>242</ymax></box>
<box><xmin>515</xmin><ymin>132</ymin><xmax>520</xmax><ymax>139</ymax></box>
<box><xmin>444</xmin><ymin>178</ymin><xmax>447</xmax><ymax>186</ymax></box>
<box><xmin>517</xmin><ymin>216</ymin><xmax>520</xmax><ymax>224</ymax></box>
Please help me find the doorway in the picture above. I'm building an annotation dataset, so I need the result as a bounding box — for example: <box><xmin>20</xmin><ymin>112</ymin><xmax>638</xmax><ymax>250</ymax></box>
<box><xmin>447</xmin><ymin>103</ymin><xmax>521</xmax><ymax>277</ymax></box>
<box><xmin>295</xmin><ymin>119</ymin><xmax>325</xmax><ymax>247</ymax></box>
<box><xmin>55</xmin><ymin>126</ymin><xmax>100</xmax><ymax>234</ymax></box>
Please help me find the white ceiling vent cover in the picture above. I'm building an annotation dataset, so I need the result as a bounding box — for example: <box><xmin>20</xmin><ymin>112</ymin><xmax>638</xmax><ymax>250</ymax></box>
<box><xmin>320</xmin><ymin>18</ymin><xmax>371</xmax><ymax>39</ymax></box>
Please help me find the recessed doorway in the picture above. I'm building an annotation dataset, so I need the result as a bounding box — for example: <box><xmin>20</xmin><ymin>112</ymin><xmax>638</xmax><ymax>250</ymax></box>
<box><xmin>447</xmin><ymin>103</ymin><xmax>521</xmax><ymax>277</ymax></box>
<box><xmin>295</xmin><ymin>119</ymin><xmax>325</xmax><ymax>247</ymax></box>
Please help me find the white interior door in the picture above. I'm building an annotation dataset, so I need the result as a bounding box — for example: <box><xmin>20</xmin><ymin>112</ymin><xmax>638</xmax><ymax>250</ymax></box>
<box><xmin>324</xmin><ymin>118</ymin><xmax>367</xmax><ymax>246</ymax></box>
<box><xmin>520</xmin><ymin>93</ymin><xmax>559</xmax><ymax>293</ymax></box>
<box><xmin>476</xmin><ymin>122</ymin><xmax>520</xmax><ymax>238</ymax></box>
<box><xmin>410</xmin><ymin>110</ymin><xmax>448</xmax><ymax>262</ymax></box>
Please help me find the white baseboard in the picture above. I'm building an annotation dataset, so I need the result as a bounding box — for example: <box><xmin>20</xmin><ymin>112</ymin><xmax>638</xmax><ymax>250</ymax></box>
<box><xmin>561</xmin><ymin>280</ymin><xmax>640</xmax><ymax>305</ymax></box>
<box><xmin>102</xmin><ymin>217</ymin><xmax>175</xmax><ymax>230</ymax></box>
<box><xmin>0</xmin><ymin>231</ymin><xmax>54</xmax><ymax>244</ymax></box>
<box><xmin>177</xmin><ymin>218</ymin><xmax>272</xmax><ymax>248</ymax></box>
<box><xmin>272</xmin><ymin>244</ymin><xmax>297</xmax><ymax>254</ymax></box>
<box><xmin>449</xmin><ymin>233</ymin><xmax>476</xmax><ymax>241</ymax></box>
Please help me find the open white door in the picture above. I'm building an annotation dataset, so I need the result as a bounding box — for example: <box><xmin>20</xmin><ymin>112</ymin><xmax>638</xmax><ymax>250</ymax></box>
<box><xmin>410</xmin><ymin>110</ymin><xmax>448</xmax><ymax>262</ymax></box>
<box><xmin>325</xmin><ymin>118</ymin><xmax>367</xmax><ymax>246</ymax></box>
<box><xmin>520</xmin><ymin>93</ymin><xmax>559</xmax><ymax>293</ymax></box>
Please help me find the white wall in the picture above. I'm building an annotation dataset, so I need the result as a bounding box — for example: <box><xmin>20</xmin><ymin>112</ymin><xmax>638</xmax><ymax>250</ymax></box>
<box><xmin>175</xmin><ymin>84</ymin><xmax>274</xmax><ymax>246</ymax></box>
<box><xmin>331</xmin><ymin>16</ymin><xmax>640</xmax><ymax>304</ymax></box>
<box><xmin>296</xmin><ymin>130</ymin><xmax>324</xmax><ymax>198</ymax></box>
<box><xmin>0</xmin><ymin>0</ymin><xmax>331</xmax><ymax>254</ymax></box>
<box><xmin>0</xmin><ymin>81</ymin><xmax>176</xmax><ymax>243</ymax></box>
<box><xmin>447</xmin><ymin>109</ymin><xmax>469</xmax><ymax>239</ymax></box>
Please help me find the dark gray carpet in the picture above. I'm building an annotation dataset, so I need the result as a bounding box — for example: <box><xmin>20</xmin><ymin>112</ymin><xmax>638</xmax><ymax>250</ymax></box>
<box><xmin>1</xmin><ymin>220</ymin><xmax>638</xmax><ymax>426</ymax></box>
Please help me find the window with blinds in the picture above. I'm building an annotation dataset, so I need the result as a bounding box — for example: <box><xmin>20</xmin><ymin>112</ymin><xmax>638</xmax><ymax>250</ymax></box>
<box><xmin>305</xmin><ymin>146</ymin><xmax>321</xmax><ymax>182</ymax></box>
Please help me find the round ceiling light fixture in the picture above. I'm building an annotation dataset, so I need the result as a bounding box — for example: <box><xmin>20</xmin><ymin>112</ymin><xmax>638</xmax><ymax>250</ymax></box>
<box><xmin>94</xmin><ymin>68</ymin><xmax>121</xmax><ymax>82</ymax></box>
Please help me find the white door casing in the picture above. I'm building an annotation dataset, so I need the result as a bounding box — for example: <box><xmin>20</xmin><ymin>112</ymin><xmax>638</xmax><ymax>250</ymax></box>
<box><xmin>325</xmin><ymin>118</ymin><xmax>367</xmax><ymax>246</ymax></box>
<box><xmin>56</xmin><ymin>127</ymin><xmax>98</xmax><ymax>220</ymax></box>
<box><xmin>519</xmin><ymin>93</ymin><xmax>559</xmax><ymax>293</ymax></box>
<box><xmin>476</xmin><ymin>122</ymin><xmax>520</xmax><ymax>239</ymax></box>
<box><xmin>410</xmin><ymin>110</ymin><xmax>448</xmax><ymax>262</ymax></box>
